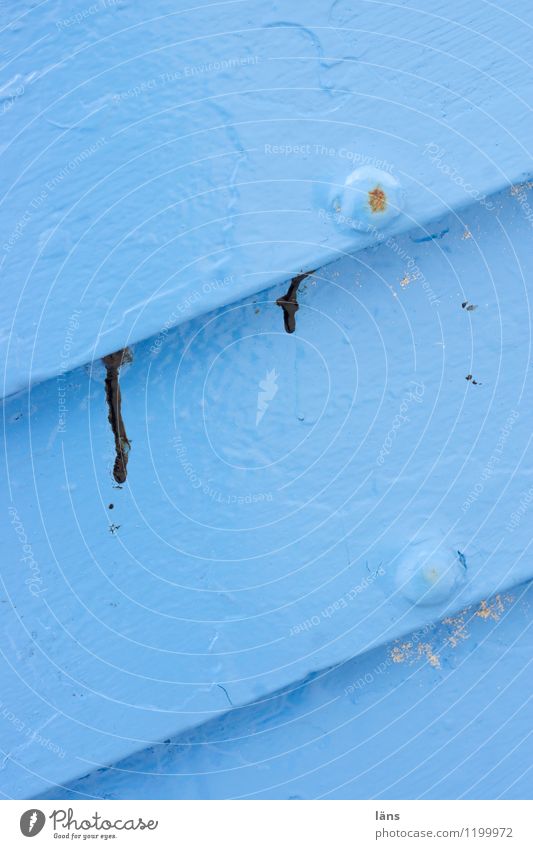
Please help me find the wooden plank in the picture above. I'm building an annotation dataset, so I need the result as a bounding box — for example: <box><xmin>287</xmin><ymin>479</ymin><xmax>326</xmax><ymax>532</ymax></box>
<box><xmin>3</xmin><ymin>0</ymin><xmax>533</xmax><ymax>396</ymax></box>
<box><xmin>3</xmin><ymin>180</ymin><xmax>533</xmax><ymax>796</ymax></box>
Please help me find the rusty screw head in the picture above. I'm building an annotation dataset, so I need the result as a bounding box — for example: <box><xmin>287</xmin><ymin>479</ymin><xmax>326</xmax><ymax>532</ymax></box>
<box><xmin>368</xmin><ymin>186</ymin><xmax>387</xmax><ymax>213</ymax></box>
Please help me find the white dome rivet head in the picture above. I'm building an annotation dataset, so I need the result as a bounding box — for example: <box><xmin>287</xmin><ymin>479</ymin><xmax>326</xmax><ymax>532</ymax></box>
<box><xmin>397</xmin><ymin>544</ymin><xmax>467</xmax><ymax>606</ymax></box>
<box><xmin>331</xmin><ymin>166</ymin><xmax>403</xmax><ymax>233</ymax></box>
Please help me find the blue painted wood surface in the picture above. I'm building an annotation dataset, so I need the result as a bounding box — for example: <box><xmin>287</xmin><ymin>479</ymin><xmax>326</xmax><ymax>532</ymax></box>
<box><xmin>2</xmin><ymin>1</ymin><xmax>533</xmax><ymax>801</ymax></box>
<box><xmin>3</xmin><ymin>180</ymin><xmax>533</xmax><ymax>797</ymax></box>
<box><xmin>39</xmin><ymin>582</ymin><xmax>533</xmax><ymax>800</ymax></box>
<box><xmin>3</xmin><ymin>0</ymin><xmax>533</xmax><ymax>396</ymax></box>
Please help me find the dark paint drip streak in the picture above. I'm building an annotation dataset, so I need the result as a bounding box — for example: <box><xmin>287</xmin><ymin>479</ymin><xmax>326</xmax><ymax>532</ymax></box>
<box><xmin>276</xmin><ymin>270</ymin><xmax>315</xmax><ymax>333</ymax></box>
<box><xmin>103</xmin><ymin>348</ymin><xmax>132</xmax><ymax>483</ymax></box>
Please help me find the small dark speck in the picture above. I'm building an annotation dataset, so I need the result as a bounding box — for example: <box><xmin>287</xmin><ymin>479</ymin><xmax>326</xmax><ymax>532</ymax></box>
<box><xmin>297</xmin><ymin>415</ymin><xmax>304</xmax><ymax>421</ymax></box>
<box><xmin>466</xmin><ymin>374</ymin><xmax>481</xmax><ymax>385</ymax></box>
<box><xmin>462</xmin><ymin>300</ymin><xmax>478</xmax><ymax>311</ymax></box>
<box><xmin>254</xmin><ymin>308</ymin><xmax>260</xmax><ymax>314</ymax></box>
<box><xmin>108</xmin><ymin>503</ymin><xmax>114</xmax><ymax>509</ymax></box>
<box><xmin>109</xmin><ymin>523</ymin><xmax>121</xmax><ymax>534</ymax></box>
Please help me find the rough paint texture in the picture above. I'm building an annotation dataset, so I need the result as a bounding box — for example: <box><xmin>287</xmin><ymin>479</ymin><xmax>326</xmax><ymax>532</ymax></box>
<box><xmin>3</xmin><ymin>182</ymin><xmax>533</xmax><ymax>797</ymax></box>
<box><xmin>40</xmin><ymin>584</ymin><xmax>533</xmax><ymax>800</ymax></box>
<box><xmin>3</xmin><ymin>1</ymin><xmax>533</xmax><ymax>396</ymax></box>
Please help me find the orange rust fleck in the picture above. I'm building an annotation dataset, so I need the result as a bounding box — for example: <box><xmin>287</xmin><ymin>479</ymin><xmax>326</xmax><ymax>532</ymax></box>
<box><xmin>475</xmin><ymin>595</ymin><xmax>509</xmax><ymax>621</ymax></box>
<box><xmin>417</xmin><ymin>643</ymin><xmax>441</xmax><ymax>668</ymax></box>
<box><xmin>442</xmin><ymin>612</ymin><xmax>469</xmax><ymax>647</ymax></box>
<box><xmin>368</xmin><ymin>185</ymin><xmax>387</xmax><ymax>213</ymax></box>
<box><xmin>390</xmin><ymin>642</ymin><xmax>411</xmax><ymax>663</ymax></box>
